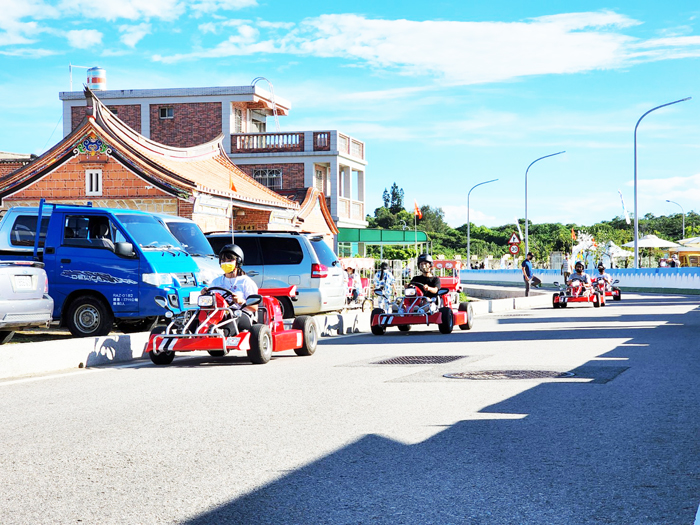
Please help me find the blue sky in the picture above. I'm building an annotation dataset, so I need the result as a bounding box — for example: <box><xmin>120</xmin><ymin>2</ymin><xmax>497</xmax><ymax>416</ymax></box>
<box><xmin>1</xmin><ymin>1</ymin><xmax>700</xmax><ymax>230</ymax></box>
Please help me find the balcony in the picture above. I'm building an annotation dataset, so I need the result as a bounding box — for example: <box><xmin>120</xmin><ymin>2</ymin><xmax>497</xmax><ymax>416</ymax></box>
<box><xmin>230</xmin><ymin>130</ymin><xmax>365</xmax><ymax>161</ymax></box>
<box><xmin>338</xmin><ymin>197</ymin><xmax>365</xmax><ymax>221</ymax></box>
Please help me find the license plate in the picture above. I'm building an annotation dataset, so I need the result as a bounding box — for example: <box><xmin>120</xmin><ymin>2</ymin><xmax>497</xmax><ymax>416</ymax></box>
<box><xmin>14</xmin><ymin>275</ymin><xmax>32</xmax><ymax>290</ymax></box>
<box><xmin>189</xmin><ymin>291</ymin><xmax>201</xmax><ymax>304</ymax></box>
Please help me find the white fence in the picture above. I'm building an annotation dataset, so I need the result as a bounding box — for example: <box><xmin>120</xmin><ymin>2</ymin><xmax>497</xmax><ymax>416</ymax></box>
<box><xmin>462</xmin><ymin>268</ymin><xmax>700</xmax><ymax>292</ymax></box>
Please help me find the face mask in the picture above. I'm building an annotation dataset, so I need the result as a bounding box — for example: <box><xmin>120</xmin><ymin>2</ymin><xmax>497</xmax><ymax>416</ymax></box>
<box><xmin>221</xmin><ymin>262</ymin><xmax>236</xmax><ymax>274</ymax></box>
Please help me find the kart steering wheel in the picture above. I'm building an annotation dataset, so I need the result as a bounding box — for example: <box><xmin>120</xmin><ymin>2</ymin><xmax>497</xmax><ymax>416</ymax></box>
<box><xmin>205</xmin><ymin>286</ymin><xmax>238</xmax><ymax>305</ymax></box>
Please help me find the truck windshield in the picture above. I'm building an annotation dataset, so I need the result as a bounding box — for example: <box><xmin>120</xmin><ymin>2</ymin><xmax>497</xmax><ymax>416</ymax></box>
<box><xmin>164</xmin><ymin>221</ymin><xmax>215</xmax><ymax>256</ymax></box>
<box><xmin>116</xmin><ymin>214</ymin><xmax>183</xmax><ymax>251</ymax></box>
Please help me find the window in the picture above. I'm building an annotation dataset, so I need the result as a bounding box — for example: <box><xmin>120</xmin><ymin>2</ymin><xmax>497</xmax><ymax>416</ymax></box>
<box><xmin>63</xmin><ymin>215</ymin><xmax>115</xmax><ymax>250</ymax></box>
<box><xmin>107</xmin><ymin>106</ymin><xmax>119</xmax><ymax>116</ymax></box>
<box><xmin>233</xmin><ymin>108</ymin><xmax>243</xmax><ymax>133</ymax></box>
<box><xmin>250</xmin><ymin>109</ymin><xmax>266</xmax><ymax>133</ymax></box>
<box><xmin>314</xmin><ymin>169</ymin><xmax>326</xmax><ymax>193</ymax></box>
<box><xmin>159</xmin><ymin>107</ymin><xmax>174</xmax><ymax>119</ymax></box>
<box><xmin>85</xmin><ymin>170</ymin><xmax>102</xmax><ymax>196</ymax></box>
<box><xmin>10</xmin><ymin>216</ymin><xmax>49</xmax><ymax>247</ymax></box>
<box><xmin>259</xmin><ymin>237</ymin><xmax>303</xmax><ymax>265</ymax></box>
<box><xmin>252</xmin><ymin>168</ymin><xmax>282</xmax><ymax>190</ymax></box>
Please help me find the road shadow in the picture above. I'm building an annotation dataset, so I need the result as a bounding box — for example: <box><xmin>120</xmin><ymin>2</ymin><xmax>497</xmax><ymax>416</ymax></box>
<box><xmin>182</xmin><ymin>302</ymin><xmax>699</xmax><ymax>524</ymax></box>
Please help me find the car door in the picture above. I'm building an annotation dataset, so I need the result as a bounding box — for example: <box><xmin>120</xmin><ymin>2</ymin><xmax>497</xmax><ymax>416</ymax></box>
<box><xmin>258</xmin><ymin>237</ymin><xmax>304</xmax><ymax>289</ymax></box>
<box><xmin>232</xmin><ymin>236</ymin><xmax>263</xmax><ymax>287</ymax></box>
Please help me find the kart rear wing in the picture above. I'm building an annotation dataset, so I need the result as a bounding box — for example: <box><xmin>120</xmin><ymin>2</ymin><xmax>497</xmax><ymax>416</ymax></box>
<box><xmin>258</xmin><ymin>285</ymin><xmax>298</xmax><ymax>299</ymax></box>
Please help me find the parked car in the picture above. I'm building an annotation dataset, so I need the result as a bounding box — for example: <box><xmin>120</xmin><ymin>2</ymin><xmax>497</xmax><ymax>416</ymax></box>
<box><xmin>0</xmin><ymin>202</ymin><xmax>201</xmax><ymax>337</ymax></box>
<box><xmin>205</xmin><ymin>231</ymin><xmax>345</xmax><ymax>318</ymax></box>
<box><xmin>0</xmin><ymin>261</ymin><xmax>53</xmax><ymax>344</ymax></box>
<box><xmin>152</xmin><ymin>213</ymin><xmax>223</xmax><ymax>285</ymax></box>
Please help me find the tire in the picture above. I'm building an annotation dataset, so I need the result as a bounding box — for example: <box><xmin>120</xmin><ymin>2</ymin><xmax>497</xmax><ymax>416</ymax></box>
<box><xmin>561</xmin><ymin>301</ymin><xmax>568</xmax><ymax>308</ymax></box>
<box><xmin>593</xmin><ymin>292</ymin><xmax>601</xmax><ymax>308</ymax></box>
<box><xmin>275</xmin><ymin>296</ymin><xmax>295</xmax><ymax>319</ymax></box>
<box><xmin>148</xmin><ymin>326</ymin><xmax>175</xmax><ymax>365</ymax></box>
<box><xmin>552</xmin><ymin>294</ymin><xmax>560</xmax><ymax>309</ymax></box>
<box><xmin>66</xmin><ymin>295</ymin><xmax>114</xmax><ymax>337</ymax></box>
<box><xmin>292</xmin><ymin>315</ymin><xmax>318</xmax><ymax>356</ymax></box>
<box><xmin>370</xmin><ymin>307</ymin><xmax>385</xmax><ymax>335</ymax></box>
<box><xmin>208</xmin><ymin>350</ymin><xmax>226</xmax><ymax>357</ymax></box>
<box><xmin>0</xmin><ymin>331</ymin><xmax>14</xmax><ymax>345</ymax></box>
<box><xmin>438</xmin><ymin>307</ymin><xmax>454</xmax><ymax>334</ymax></box>
<box><xmin>247</xmin><ymin>324</ymin><xmax>273</xmax><ymax>364</ymax></box>
<box><xmin>398</xmin><ymin>325</ymin><xmax>411</xmax><ymax>332</ymax></box>
<box><xmin>458</xmin><ymin>302</ymin><xmax>474</xmax><ymax>330</ymax></box>
<box><xmin>361</xmin><ymin>298</ymin><xmax>373</xmax><ymax>313</ymax></box>
<box><xmin>115</xmin><ymin>317</ymin><xmax>158</xmax><ymax>334</ymax></box>
<box><xmin>613</xmin><ymin>289</ymin><xmax>622</xmax><ymax>301</ymax></box>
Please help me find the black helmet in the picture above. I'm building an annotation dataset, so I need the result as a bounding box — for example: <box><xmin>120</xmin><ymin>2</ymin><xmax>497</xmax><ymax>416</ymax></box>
<box><xmin>380</xmin><ymin>261</ymin><xmax>389</xmax><ymax>270</ymax></box>
<box><xmin>574</xmin><ymin>261</ymin><xmax>584</xmax><ymax>270</ymax></box>
<box><xmin>417</xmin><ymin>253</ymin><xmax>433</xmax><ymax>266</ymax></box>
<box><xmin>219</xmin><ymin>244</ymin><xmax>244</xmax><ymax>265</ymax></box>
<box><xmin>598</xmin><ymin>263</ymin><xmax>605</xmax><ymax>270</ymax></box>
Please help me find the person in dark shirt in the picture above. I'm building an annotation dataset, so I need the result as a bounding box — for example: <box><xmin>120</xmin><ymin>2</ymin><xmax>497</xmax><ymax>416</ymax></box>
<box><xmin>409</xmin><ymin>253</ymin><xmax>441</xmax><ymax>298</ymax></box>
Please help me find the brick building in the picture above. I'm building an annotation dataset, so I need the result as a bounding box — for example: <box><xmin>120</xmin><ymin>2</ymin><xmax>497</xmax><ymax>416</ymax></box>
<box><xmin>1</xmin><ymin>88</ymin><xmax>338</xmax><ymax>238</ymax></box>
<box><xmin>60</xmin><ymin>84</ymin><xmax>368</xmax><ymax>230</ymax></box>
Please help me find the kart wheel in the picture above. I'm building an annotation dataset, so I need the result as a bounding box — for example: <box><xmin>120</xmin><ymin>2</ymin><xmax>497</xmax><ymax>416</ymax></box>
<box><xmin>613</xmin><ymin>289</ymin><xmax>622</xmax><ymax>301</ymax></box>
<box><xmin>593</xmin><ymin>292</ymin><xmax>601</xmax><ymax>308</ymax></box>
<box><xmin>148</xmin><ymin>326</ymin><xmax>175</xmax><ymax>365</ymax></box>
<box><xmin>370</xmin><ymin>308</ymin><xmax>385</xmax><ymax>335</ymax></box>
<box><xmin>248</xmin><ymin>324</ymin><xmax>273</xmax><ymax>364</ymax></box>
<box><xmin>398</xmin><ymin>325</ymin><xmax>411</xmax><ymax>332</ymax></box>
<box><xmin>361</xmin><ymin>298</ymin><xmax>373</xmax><ymax>313</ymax></box>
<box><xmin>0</xmin><ymin>331</ymin><xmax>15</xmax><ymax>345</ymax></box>
<box><xmin>292</xmin><ymin>315</ymin><xmax>318</xmax><ymax>356</ymax></box>
<box><xmin>116</xmin><ymin>317</ymin><xmax>158</xmax><ymax>334</ymax></box>
<box><xmin>438</xmin><ymin>307</ymin><xmax>454</xmax><ymax>334</ymax></box>
<box><xmin>458</xmin><ymin>302</ymin><xmax>474</xmax><ymax>330</ymax></box>
<box><xmin>208</xmin><ymin>350</ymin><xmax>226</xmax><ymax>357</ymax></box>
<box><xmin>552</xmin><ymin>294</ymin><xmax>560</xmax><ymax>309</ymax></box>
<box><xmin>66</xmin><ymin>295</ymin><xmax>114</xmax><ymax>337</ymax></box>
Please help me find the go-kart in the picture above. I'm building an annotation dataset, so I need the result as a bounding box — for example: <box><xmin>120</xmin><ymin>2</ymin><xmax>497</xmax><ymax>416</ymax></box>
<box><xmin>552</xmin><ymin>279</ymin><xmax>604</xmax><ymax>308</ymax></box>
<box><xmin>145</xmin><ymin>285</ymin><xmax>318</xmax><ymax>365</ymax></box>
<box><xmin>370</xmin><ymin>280</ymin><xmax>473</xmax><ymax>335</ymax></box>
<box><xmin>591</xmin><ymin>277</ymin><xmax>622</xmax><ymax>301</ymax></box>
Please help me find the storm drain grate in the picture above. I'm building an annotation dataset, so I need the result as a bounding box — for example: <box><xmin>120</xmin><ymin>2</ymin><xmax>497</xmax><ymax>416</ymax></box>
<box><xmin>372</xmin><ymin>356</ymin><xmax>467</xmax><ymax>365</ymax></box>
<box><xmin>444</xmin><ymin>370</ymin><xmax>576</xmax><ymax>380</ymax></box>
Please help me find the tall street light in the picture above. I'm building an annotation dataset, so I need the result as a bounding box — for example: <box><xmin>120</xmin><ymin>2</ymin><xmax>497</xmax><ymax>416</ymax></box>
<box><xmin>666</xmin><ymin>199</ymin><xmax>685</xmax><ymax>239</ymax></box>
<box><xmin>467</xmin><ymin>178</ymin><xmax>498</xmax><ymax>265</ymax></box>
<box><xmin>525</xmin><ymin>151</ymin><xmax>565</xmax><ymax>254</ymax></box>
<box><xmin>634</xmin><ymin>97</ymin><xmax>691</xmax><ymax>268</ymax></box>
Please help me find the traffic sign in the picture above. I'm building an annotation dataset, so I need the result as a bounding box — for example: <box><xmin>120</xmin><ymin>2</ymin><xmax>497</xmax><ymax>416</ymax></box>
<box><xmin>508</xmin><ymin>232</ymin><xmax>521</xmax><ymax>245</ymax></box>
<box><xmin>509</xmin><ymin>244</ymin><xmax>520</xmax><ymax>255</ymax></box>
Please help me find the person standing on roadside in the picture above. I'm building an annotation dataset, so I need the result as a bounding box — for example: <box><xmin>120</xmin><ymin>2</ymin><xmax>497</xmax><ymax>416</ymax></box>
<box><xmin>521</xmin><ymin>252</ymin><xmax>541</xmax><ymax>297</ymax></box>
<box><xmin>561</xmin><ymin>254</ymin><xmax>572</xmax><ymax>284</ymax></box>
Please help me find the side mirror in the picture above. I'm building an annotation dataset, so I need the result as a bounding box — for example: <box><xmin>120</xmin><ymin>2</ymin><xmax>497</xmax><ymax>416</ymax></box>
<box><xmin>116</xmin><ymin>241</ymin><xmax>135</xmax><ymax>258</ymax></box>
<box><xmin>246</xmin><ymin>294</ymin><xmax>263</xmax><ymax>307</ymax></box>
<box><xmin>155</xmin><ymin>296</ymin><xmax>168</xmax><ymax>309</ymax></box>
<box><xmin>613</xmin><ymin>279</ymin><xmax>619</xmax><ymax>284</ymax></box>
<box><xmin>437</xmin><ymin>288</ymin><xmax>449</xmax><ymax>296</ymax></box>
<box><xmin>553</xmin><ymin>281</ymin><xmax>560</xmax><ymax>286</ymax></box>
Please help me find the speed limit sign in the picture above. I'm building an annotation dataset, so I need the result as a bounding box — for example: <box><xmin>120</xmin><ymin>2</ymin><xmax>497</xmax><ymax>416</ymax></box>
<box><xmin>509</xmin><ymin>244</ymin><xmax>520</xmax><ymax>255</ymax></box>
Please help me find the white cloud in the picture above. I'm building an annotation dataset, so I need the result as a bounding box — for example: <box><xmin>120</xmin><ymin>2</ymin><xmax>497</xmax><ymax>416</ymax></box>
<box><xmin>0</xmin><ymin>0</ymin><xmax>57</xmax><ymax>46</ymax></box>
<box><xmin>65</xmin><ymin>29</ymin><xmax>102</xmax><ymax>49</ymax></box>
<box><xmin>190</xmin><ymin>0</ymin><xmax>257</xmax><ymax>15</ymax></box>
<box><xmin>57</xmin><ymin>0</ymin><xmax>185</xmax><ymax>21</ymax></box>
<box><xmin>119</xmin><ymin>23</ymin><xmax>151</xmax><ymax>47</ymax></box>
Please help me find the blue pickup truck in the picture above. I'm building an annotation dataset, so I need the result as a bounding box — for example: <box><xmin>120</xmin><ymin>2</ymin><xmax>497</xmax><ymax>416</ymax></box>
<box><xmin>0</xmin><ymin>202</ymin><xmax>202</xmax><ymax>337</ymax></box>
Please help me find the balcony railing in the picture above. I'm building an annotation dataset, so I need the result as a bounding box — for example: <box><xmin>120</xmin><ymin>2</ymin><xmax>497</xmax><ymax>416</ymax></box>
<box><xmin>338</xmin><ymin>197</ymin><xmax>365</xmax><ymax>221</ymax></box>
<box><xmin>230</xmin><ymin>130</ymin><xmax>364</xmax><ymax>160</ymax></box>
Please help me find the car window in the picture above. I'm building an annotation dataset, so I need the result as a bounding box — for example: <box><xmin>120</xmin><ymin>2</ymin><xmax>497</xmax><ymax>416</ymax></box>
<box><xmin>116</xmin><ymin>214</ymin><xmax>182</xmax><ymax>251</ymax></box>
<box><xmin>260</xmin><ymin>237</ymin><xmax>303</xmax><ymax>265</ymax></box>
<box><xmin>10</xmin><ymin>215</ymin><xmax>50</xmax><ymax>247</ymax></box>
<box><xmin>233</xmin><ymin>237</ymin><xmax>262</xmax><ymax>266</ymax></box>
<box><xmin>164</xmin><ymin>221</ymin><xmax>215</xmax><ymax>256</ymax></box>
<box><xmin>62</xmin><ymin>215</ymin><xmax>116</xmax><ymax>250</ymax></box>
<box><xmin>310</xmin><ymin>238</ymin><xmax>339</xmax><ymax>267</ymax></box>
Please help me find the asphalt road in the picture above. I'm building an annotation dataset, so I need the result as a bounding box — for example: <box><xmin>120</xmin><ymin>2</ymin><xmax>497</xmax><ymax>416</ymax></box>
<box><xmin>0</xmin><ymin>293</ymin><xmax>698</xmax><ymax>524</ymax></box>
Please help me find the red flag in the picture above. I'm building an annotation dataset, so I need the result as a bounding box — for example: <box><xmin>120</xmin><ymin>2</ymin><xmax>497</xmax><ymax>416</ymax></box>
<box><xmin>229</xmin><ymin>172</ymin><xmax>237</xmax><ymax>192</ymax></box>
<box><xmin>571</xmin><ymin>228</ymin><xmax>576</xmax><ymax>241</ymax></box>
<box><xmin>414</xmin><ymin>200</ymin><xmax>422</xmax><ymax>219</ymax></box>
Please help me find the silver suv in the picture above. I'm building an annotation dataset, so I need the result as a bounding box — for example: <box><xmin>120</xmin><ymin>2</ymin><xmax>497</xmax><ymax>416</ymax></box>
<box><xmin>0</xmin><ymin>261</ymin><xmax>53</xmax><ymax>344</ymax></box>
<box><xmin>205</xmin><ymin>232</ymin><xmax>345</xmax><ymax>318</ymax></box>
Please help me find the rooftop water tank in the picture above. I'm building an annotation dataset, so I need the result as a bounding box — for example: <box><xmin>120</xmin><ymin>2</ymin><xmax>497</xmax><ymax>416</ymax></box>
<box><xmin>87</xmin><ymin>67</ymin><xmax>106</xmax><ymax>91</ymax></box>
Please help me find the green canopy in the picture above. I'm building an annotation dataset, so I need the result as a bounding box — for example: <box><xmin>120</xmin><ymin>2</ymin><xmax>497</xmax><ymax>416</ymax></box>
<box><xmin>338</xmin><ymin>228</ymin><xmax>428</xmax><ymax>244</ymax></box>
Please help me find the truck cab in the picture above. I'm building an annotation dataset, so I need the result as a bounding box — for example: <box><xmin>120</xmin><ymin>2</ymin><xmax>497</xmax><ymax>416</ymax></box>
<box><xmin>0</xmin><ymin>204</ymin><xmax>201</xmax><ymax>337</ymax></box>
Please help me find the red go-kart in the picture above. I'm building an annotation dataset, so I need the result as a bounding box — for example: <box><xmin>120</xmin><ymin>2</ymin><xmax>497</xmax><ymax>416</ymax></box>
<box><xmin>370</xmin><ymin>278</ymin><xmax>473</xmax><ymax>335</ymax></box>
<box><xmin>591</xmin><ymin>277</ymin><xmax>622</xmax><ymax>301</ymax></box>
<box><xmin>145</xmin><ymin>285</ymin><xmax>317</xmax><ymax>365</ymax></box>
<box><xmin>552</xmin><ymin>279</ymin><xmax>604</xmax><ymax>308</ymax></box>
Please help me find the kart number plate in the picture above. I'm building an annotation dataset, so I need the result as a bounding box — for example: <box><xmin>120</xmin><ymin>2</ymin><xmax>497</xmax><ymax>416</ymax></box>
<box><xmin>225</xmin><ymin>337</ymin><xmax>241</xmax><ymax>346</ymax></box>
<box><xmin>189</xmin><ymin>291</ymin><xmax>201</xmax><ymax>304</ymax></box>
<box><xmin>14</xmin><ymin>275</ymin><xmax>32</xmax><ymax>290</ymax></box>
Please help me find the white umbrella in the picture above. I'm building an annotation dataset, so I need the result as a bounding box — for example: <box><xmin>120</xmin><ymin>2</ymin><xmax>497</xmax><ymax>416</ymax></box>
<box><xmin>622</xmin><ymin>234</ymin><xmax>679</xmax><ymax>248</ymax></box>
<box><xmin>605</xmin><ymin>241</ymin><xmax>633</xmax><ymax>258</ymax></box>
<box><xmin>678</xmin><ymin>236</ymin><xmax>700</xmax><ymax>246</ymax></box>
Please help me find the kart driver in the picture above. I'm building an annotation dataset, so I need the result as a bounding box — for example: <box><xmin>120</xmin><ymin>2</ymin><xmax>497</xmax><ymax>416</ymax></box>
<box><xmin>409</xmin><ymin>253</ymin><xmax>441</xmax><ymax>298</ymax></box>
<box><xmin>596</xmin><ymin>263</ymin><xmax>613</xmax><ymax>290</ymax></box>
<box><xmin>204</xmin><ymin>244</ymin><xmax>258</xmax><ymax>331</ymax></box>
<box><xmin>567</xmin><ymin>261</ymin><xmax>592</xmax><ymax>293</ymax></box>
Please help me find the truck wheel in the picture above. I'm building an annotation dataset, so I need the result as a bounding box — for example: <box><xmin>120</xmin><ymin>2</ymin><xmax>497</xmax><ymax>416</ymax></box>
<box><xmin>275</xmin><ymin>296</ymin><xmax>295</xmax><ymax>319</ymax></box>
<box><xmin>438</xmin><ymin>307</ymin><xmax>454</xmax><ymax>334</ymax></box>
<box><xmin>0</xmin><ymin>331</ymin><xmax>14</xmax><ymax>345</ymax></box>
<box><xmin>370</xmin><ymin>308</ymin><xmax>385</xmax><ymax>335</ymax></box>
<box><xmin>149</xmin><ymin>326</ymin><xmax>175</xmax><ymax>365</ymax></box>
<box><xmin>398</xmin><ymin>325</ymin><xmax>411</xmax><ymax>332</ymax></box>
<box><xmin>116</xmin><ymin>317</ymin><xmax>158</xmax><ymax>334</ymax></box>
<box><xmin>458</xmin><ymin>302</ymin><xmax>474</xmax><ymax>330</ymax></box>
<box><xmin>292</xmin><ymin>315</ymin><xmax>318</xmax><ymax>356</ymax></box>
<box><xmin>66</xmin><ymin>296</ymin><xmax>114</xmax><ymax>337</ymax></box>
<box><xmin>247</xmin><ymin>324</ymin><xmax>273</xmax><ymax>364</ymax></box>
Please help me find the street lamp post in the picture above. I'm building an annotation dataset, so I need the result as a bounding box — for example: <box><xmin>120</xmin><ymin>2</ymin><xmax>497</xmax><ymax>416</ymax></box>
<box><xmin>634</xmin><ymin>97</ymin><xmax>691</xmax><ymax>268</ymax></box>
<box><xmin>467</xmin><ymin>179</ymin><xmax>498</xmax><ymax>266</ymax></box>
<box><xmin>525</xmin><ymin>151</ymin><xmax>565</xmax><ymax>255</ymax></box>
<box><xmin>666</xmin><ymin>199</ymin><xmax>685</xmax><ymax>239</ymax></box>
